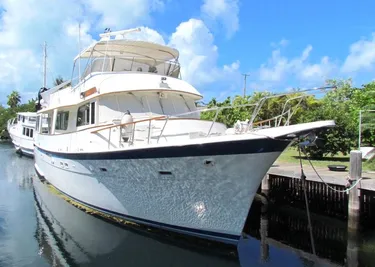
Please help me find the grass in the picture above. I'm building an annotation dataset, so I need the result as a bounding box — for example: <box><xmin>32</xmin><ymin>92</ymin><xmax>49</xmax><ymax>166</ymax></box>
<box><xmin>277</xmin><ymin>147</ymin><xmax>375</xmax><ymax>172</ymax></box>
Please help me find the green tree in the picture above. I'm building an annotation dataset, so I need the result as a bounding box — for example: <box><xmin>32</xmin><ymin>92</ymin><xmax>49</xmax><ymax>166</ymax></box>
<box><xmin>53</xmin><ymin>76</ymin><xmax>65</xmax><ymax>86</ymax></box>
<box><xmin>302</xmin><ymin>79</ymin><xmax>375</xmax><ymax>158</ymax></box>
<box><xmin>200</xmin><ymin>79</ymin><xmax>375</xmax><ymax>159</ymax></box>
<box><xmin>7</xmin><ymin>91</ymin><xmax>21</xmax><ymax>108</ymax></box>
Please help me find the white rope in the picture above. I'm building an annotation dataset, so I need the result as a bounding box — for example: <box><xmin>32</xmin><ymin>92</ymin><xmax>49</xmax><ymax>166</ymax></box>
<box><xmin>306</xmin><ymin>157</ymin><xmax>362</xmax><ymax>193</ymax></box>
<box><xmin>248</xmin><ymin>130</ymin><xmax>362</xmax><ymax>193</ymax></box>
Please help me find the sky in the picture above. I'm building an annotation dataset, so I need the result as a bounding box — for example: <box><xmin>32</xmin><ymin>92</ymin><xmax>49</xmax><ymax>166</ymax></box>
<box><xmin>0</xmin><ymin>0</ymin><xmax>375</xmax><ymax>105</ymax></box>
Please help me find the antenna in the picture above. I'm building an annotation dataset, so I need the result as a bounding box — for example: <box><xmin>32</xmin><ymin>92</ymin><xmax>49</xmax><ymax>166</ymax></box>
<box><xmin>99</xmin><ymin>27</ymin><xmax>141</xmax><ymax>39</ymax></box>
<box><xmin>78</xmin><ymin>22</ymin><xmax>81</xmax><ymax>82</ymax></box>
<box><xmin>43</xmin><ymin>41</ymin><xmax>47</xmax><ymax>88</ymax></box>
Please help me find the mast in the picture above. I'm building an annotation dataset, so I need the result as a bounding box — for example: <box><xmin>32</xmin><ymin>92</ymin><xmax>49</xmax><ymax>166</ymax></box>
<box><xmin>78</xmin><ymin>22</ymin><xmax>81</xmax><ymax>82</ymax></box>
<box><xmin>43</xmin><ymin>41</ymin><xmax>47</xmax><ymax>88</ymax></box>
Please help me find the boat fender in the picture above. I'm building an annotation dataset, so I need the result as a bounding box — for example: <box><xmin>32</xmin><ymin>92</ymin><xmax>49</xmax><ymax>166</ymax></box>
<box><xmin>234</xmin><ymin>120</ymin><xmax>242</xmax><ymax>134</ymax></box>
<box><xmin>234</xmin><ymin>119</ymin><xmax>249</xmax><ymax>134</ymax></box>
<box><xmin>120</xmin><ymin>110</ymin><xmax>134</xmax><ymax>142</ymax></box>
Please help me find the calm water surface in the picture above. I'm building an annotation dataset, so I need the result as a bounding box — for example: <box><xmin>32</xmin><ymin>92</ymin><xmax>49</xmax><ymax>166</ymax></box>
<box><xmin>1</xmin><ymin>142</ymin><xmax>375</xmax><ymax>267</ymax></box>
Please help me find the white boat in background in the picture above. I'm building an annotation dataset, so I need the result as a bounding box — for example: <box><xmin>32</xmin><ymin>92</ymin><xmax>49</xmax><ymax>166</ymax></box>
<box><xmin>33</xmin><ymin>27</ymin><xmax>335</xmax><ymax>244</ymax></box>
<box><xmin>7</xmin><ymin>112</ymin><xmax>37</xmax><ymax>157</ymax></box>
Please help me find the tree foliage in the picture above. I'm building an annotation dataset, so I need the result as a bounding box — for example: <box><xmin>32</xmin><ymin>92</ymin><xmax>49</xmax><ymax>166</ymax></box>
<box><xmin>0</xmin><ymin>91</ymin><xmax>37</xmax><ymax>139</ymax></box>
<box><xmin>201</xmin><ymin>79</ymin><xmax>375</xmax><ymax>159</ymax></box>
<box><xmin>7</xmin><ymin>91</ymin><xmax>21</xmax><ymax>108</ymax></box>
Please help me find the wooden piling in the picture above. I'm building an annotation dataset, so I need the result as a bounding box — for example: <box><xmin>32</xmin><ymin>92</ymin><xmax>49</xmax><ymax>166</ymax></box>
<box><xmin>346</xmin><ymin>227</ymin><xmax>359</xmax><ymax>267</ymax></box>
<box><xmin>348</xmin><ymin>150</ymin><xmax>362</xmax><ymax>230</ymax></box>
<box><xmin>260</xmin><ymin>205</ymin><xmax>269</xmax><ymax>262</ymax></box>
<box><xmin>261</xmin><ymin>174</ymin><xmax>270</xmax><ymax>197</ymax></box>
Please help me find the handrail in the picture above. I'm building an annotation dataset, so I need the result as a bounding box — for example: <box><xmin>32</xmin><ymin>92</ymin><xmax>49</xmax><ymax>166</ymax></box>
<box><xmin>90</xmin><ymin>85</ymin><xmax>336</xmax><ymax>147</ymax></box>
<box><xmin>252</xmin><ymin>110</ymin><xmax>289</xmax><ymax>126</ymax></box>
<box><xmin>91</xmin><ymin>115</ymin><xmax>167</xmax><ymax>134</ymax></box>
<box><xmin>247</xmin><ymin>86</ymin><xmax>336</xmax><ymax>129</ymax></box>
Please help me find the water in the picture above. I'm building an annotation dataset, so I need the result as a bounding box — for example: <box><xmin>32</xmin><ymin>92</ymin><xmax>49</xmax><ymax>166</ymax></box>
<box><xmin>1</xmin><ymin>142</ymin><xmax>375</xmax><ymax>267</ymax></box>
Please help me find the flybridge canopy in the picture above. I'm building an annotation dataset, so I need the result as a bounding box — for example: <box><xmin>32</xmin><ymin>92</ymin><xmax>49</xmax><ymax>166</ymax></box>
<box><xmin>74</xmin><ymin>28</ymin><xmax>179</xmax><ymax>63</ymax></box>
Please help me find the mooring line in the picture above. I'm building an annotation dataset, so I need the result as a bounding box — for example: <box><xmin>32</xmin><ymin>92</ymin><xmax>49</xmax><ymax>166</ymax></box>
<box><xmin>298</xmin><ymin>146</ymin><xmax>317</xmax><ymax>256</ymax></box>
<box><xmin>252</xmin><ymin>130</ymin><xmax>362</xmax><ymax>193</ymax></box>
<box><xmin>305</xmin><ymin>156</ymin><xmax>362</xmax><ymax>193</ymax></box>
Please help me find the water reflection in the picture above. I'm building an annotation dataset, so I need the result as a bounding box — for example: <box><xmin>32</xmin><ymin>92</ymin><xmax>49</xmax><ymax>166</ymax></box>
<box><xmin>3</xmin><ymin>144</ymin><xmax>34</xmax><ymax>190</ymax></box>
<box><xmin>3</xmin><ymin>141</ymin><xmax>375</xmax><ymax>267</ymax></box>
<box><xmin>33</xmin><ymin>177</ymin><xmax>240</xmax><ymax>267</ymax></box>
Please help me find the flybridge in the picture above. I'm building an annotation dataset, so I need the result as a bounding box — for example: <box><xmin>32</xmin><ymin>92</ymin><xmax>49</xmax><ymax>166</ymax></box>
<box><xmin>74</xmin><ymin>27</ymin><xmax>179</xmax><ymax>61</ymax></box>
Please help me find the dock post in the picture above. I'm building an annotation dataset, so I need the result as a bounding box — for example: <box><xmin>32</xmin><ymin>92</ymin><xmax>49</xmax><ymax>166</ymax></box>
<box><xmin>346</xmin><ymin>227</ymin><xmax>359</xmax><ymax>267</ymax></box>
<box><xmin>261</xmin><ymin>174</ymin><xmax>270</xmax><ymax>197</ymax></box>
<box><xmin>348</xmin><ymin>150</ymin><xmax>362</xmax><ymax>230</ymax></box>
<box><xmin>260</xmin><ymin>204</ymin><xmax>269</xmax><ymax>262</ymax></box>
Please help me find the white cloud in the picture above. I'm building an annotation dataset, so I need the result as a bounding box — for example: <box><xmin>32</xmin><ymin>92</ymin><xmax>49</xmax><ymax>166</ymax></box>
<box><xmin>0</xmin><ymin>0</ymin><xmax>167</xmax><ymax>104</ymax></box>
<box><xmin>271</xmin><ymin>39</ymin><xmax>289</xmax><ymax>48</ymax></box>
<box><xmin>0</xmin><ymin>0</ymin><xmax>240</xmax><ymax>104</ymax></box>
<box><xmin>258</xmin><ymin>44</ymin><xmax>336</xmax><ymax>86</ymax></box>
<box><xmin>0</xmin><ymin>0</ymin><xmax>89</xmax><ymax>103</ymax></box>
<box><xmin>168</xmin><ymin>19</ymin><xmax>240</xmax><ymax>89</ymax></box>
<box><xmin>201</xmin><ymin>0</ymin><xmax>239</xmax><ymax>38</ymax></box>
<box><xmin>84</xmin><ymin>0</ymin><xmax>165</xmax><ymax>29</ymax></box>
<box><xmin>341</xmin><ymin>33</ymin><xmax>375</xmax><ymax>73</ymax></box>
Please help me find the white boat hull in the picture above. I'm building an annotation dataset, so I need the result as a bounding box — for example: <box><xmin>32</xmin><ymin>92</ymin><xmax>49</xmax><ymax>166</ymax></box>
<box><xmin>9</xmin><ymin>131</ymin><xmax>34</xmax><ymax>157</ymax></box>
<box><xmin>34</xmin><ymin>138</ymin><xmax>289</xmax><ymax>244</ymax></box>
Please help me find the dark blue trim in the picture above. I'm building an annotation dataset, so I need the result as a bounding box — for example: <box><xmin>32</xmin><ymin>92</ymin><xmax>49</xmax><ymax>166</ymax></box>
<box><xmin>34</xmin><ymin>167</ymin><xmax>241</xmax><ymax>244</ymax></box>
<box><xmin>35</xmin><ymin>138</ymin><xmax>289</xmax><ymax>160</ymax></box>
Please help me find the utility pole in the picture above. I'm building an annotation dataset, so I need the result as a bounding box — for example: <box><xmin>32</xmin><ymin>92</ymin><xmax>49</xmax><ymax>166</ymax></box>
<box><xmin>242</xmin><ymin>73</ymin><xmax>250</xmax><ymax>97</ymax></box>
<box><xmin>43</xmin><ymin>41</ymin><xmax>47</xmax><ymax>88</ymax></box>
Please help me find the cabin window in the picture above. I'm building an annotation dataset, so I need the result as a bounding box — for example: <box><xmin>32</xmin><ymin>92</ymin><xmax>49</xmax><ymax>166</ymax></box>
<box><xmin>77</xmin><ymin>101</ymin><xmax>95</xmax><ymax>127</ymax></box>
<box><xmin>29</xmin><ymin>117</ymin><xmax>36</xmax><ymax>122</ymax></box>
<box><xmin>22</xmin><ymin>127</ymin><xmax>34</xmax><ymax>138</ymax></box>
<box><xmin>41</xmin><ymin>113</ymin><xmax>52</xmax><ymax>134</ymax></box>
<box><xmin>55</xmin><ymin>111</ymin><xmax>70</xmax><ymax>131</ymax></box>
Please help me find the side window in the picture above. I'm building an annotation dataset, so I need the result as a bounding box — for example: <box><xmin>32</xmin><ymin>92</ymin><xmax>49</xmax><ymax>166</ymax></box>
<box><xmin>36</xmin><ymin>115</ymin><xmax>40</xmax><ymax>132</ymax></box>
<box><xmin>22</xmin><ymin>127</ymin><xmax>26</xmax><ymax>135</ymax></box>
<box><xmin>91</xmin><ymin>102</ymin><xmax>95</xmax><ymax>124</ymax></box>
<box><xmin>55</xmin><ymin>111</ymin><xmax>70</xmax><ymax>131</ymax></box>
<box><xmin>30</xmin><ymin>129</ymin><xmax>34</xmax><ymax>138</ymax></box>
<box><xmin>41</xmin><ymin>113</ymin><xmax>52</xmax><ymax>134</ymax></box>
<box><xmin>77</xmin><ymin>102</ymin><xmax>95</xmax><ymax>127</ymax></box>
<box><xmin>26</xmin><ymin>128</ymin><xmax>30</xmax><ymax>137</ymax></box>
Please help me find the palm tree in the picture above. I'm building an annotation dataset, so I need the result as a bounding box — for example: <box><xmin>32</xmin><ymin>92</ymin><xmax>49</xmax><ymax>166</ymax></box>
<box><xmin>53</xmin><ymin>76</ymin><xmax>65</xmax><ymax>86</ymax></box>
<box><xmin>7</xmin><ymin>91</ymin><xmax>21</xmax><ymax>108</ymax></box>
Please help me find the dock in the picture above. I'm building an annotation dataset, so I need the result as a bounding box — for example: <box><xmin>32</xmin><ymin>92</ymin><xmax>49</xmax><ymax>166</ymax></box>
<box><xmin>268</xmin><ymin>162</ymin><xmax>375</xmax><ymax>190</ymax></box>
<box><xmin>260</xmin><ymin>151</ymin><xmax>375</xmax><ymax>223</ymax></box>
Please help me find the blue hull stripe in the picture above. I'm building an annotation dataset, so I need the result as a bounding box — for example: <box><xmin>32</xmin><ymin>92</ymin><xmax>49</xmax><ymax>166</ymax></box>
<box><xmin>34</xmin><ymin>138</ymin><xmax>289</xmax><ymax>160</ymax></box>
